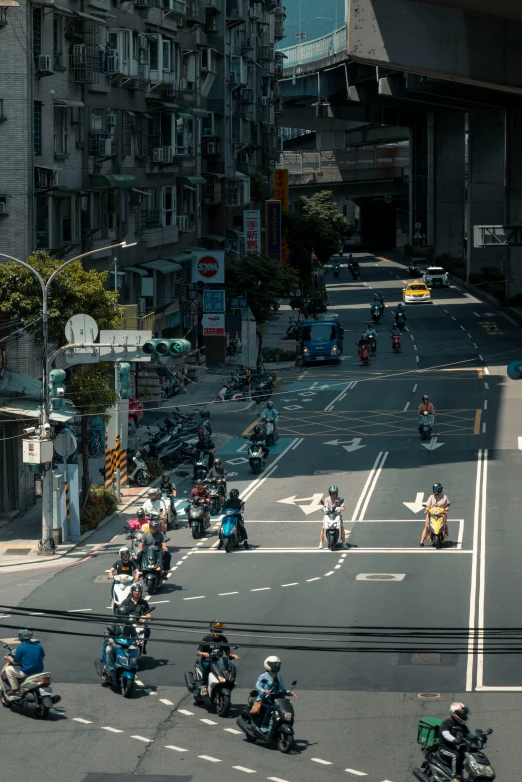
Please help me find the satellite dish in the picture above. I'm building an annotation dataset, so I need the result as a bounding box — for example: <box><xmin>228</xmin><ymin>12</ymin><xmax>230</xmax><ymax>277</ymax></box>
<box><xmin>65</xmin><ymin>314</ymin><xmax>99</xmax><ymax>345</ymax></box>
<box><xmin>54</xmin><ymin>430</ymin><xmax>78</xmax><ymax>458</ymax></box>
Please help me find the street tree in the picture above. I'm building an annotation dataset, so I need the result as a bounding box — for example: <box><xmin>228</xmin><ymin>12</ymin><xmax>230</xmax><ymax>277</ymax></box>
<box><xmin>0</xmin><ymin>251</ymin><xmax>120</xmax><ymax>500</ymax></box>
<box><xmin>225</xmin><ymin>253</ymin><xmax>298</xmax><ymax>368</ymax></box>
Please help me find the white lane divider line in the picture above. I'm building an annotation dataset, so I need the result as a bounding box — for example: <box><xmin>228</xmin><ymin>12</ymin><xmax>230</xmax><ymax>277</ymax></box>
<box><xmin>473</xmin><ymin>343</ymin><xmax>478</xmax><ymax>348</ymax></box>
<box><xmin>352</xmin><ymin>452</ymin><xmax>385</xmax><ymax>522</ymax></box>
<box><xmin>484</xmin><ymin>382</ymin><xmax>489</xmax><ymax>390</ymax></box>
<box><xmin>483</xmin><ymin>400</ymin><xmax>487</xmax><ymax>410</ymax></box>
<box><xmin>131</xmin><ymin>735</ymin><xmax>153</xmax><ymax>743</ymax></box>
<box><xmin>312</xmin><ymin>758</ymin><xmax>334</xmax><ymax>765</ymax></box>
<box><xmin>184</xmin><ymin>596</ymin><xmax>206</xmax><ymax>600</ymax></box>
<box><xmin>281</xmin><ymin>582</ymin><xmax>299</xmax><ymax>587</ymax></box>
<box><xmin>73</xmin><ymin>717</ymin><xmax>93</xmax><ymax>724</ymax></box>
<box><xmin>345</xmin><ymin>770</ymin><xmax>368</xmax><ymax>776</ymax></box>
<box><xmin>178</xmin><ymin>709</ymin><xmax>194</xmax><ymax>716</ymax></box>
<box><xmin>334</xmin><ymin>564</ymin><xmax>342</xmax><ymax>570</ymax></box>
<box><xmin>483</xmin><ymin>366</ymin><xmax>489</xmax><ymax>375</ymax></box>
<box><xmin>67</xmin><ymin>608</ymin><xmax>92</xmax><ymax>613</ymax></box>
<box><xmin>102</xmin><ymin>727</ymin><xmax>124</xmax><ymax>733</ymax></box>
<box><xmin>182</xmin><ymin>555</ymin><xmax>189</xmax><ymax>560</ymax></box>
<box><xmin>160</xmin><ymin>699</ymin><xmax>174</xmax><ymax>706</ymax></box>
<box><xmin>306</xmin><ymin>577</ymin><xmax>321</xmax><ymax>582</ymax></box>
<box><xmin>403</xmin><ymin>401</ymin><xmax>410</xmax><ymax>412</ymax></box>
<box><xmin>416</xmin><ymin>356</ymin><xmax>419</xmax><ymax>363</ymax></box>
<box><xmin>166</xmin><ymin>745</ymin><xmax>188</xmax><ymax>752</ymax></box>
<box><xmin>413</xmin><ymin>344</ymin><xmax>418</xmax><ymax>352</ymax></box>
<box><xmin>219</xmin><ymin>591</ymin><xmax>239</xmax><ymax>596</ymax></box>
<box><xmin>175</xmin><ymin>561</ymin><xmax>183</xmax><ymax>566</ymax></box>
<box><xmin>233</xmin><ymin>767</ymin><xmax>257</xmax><ymax>774</ymax></box>
<box><xmin>135</xmin><ymin>679</ymin><xmax>144</xmax><ymax>686</ymax></box>
<box><xmin>324</xmin><ymin>570</ymin><xmax>335</xmax><ymax>576</ymax></box>
<box><xmin>200</xmin><ymin>718</ymin><xmax>218</xmax><ymax>725</ymax></box>
<box><xmin>467</xmin><ymin>333</ymin><xmax>472</xmax><ymax>338</ymax></box>
<box><xmin>479</xmin><ymin>354</ymin><xmax>484</xmax><ymax>361</ymax></box>
<box><xmin>451</xmin><ymin>316</ymin><xmax>457</xmax><ymax>321</ymax></box>
<box><xmin>341</xmin><ymin>553</ymin><xmax>348</xmax><ymax>558</ymax></box>
<box><xmin>224</xmin><ymin>728</ymin><xmax>242</xmax><ymax>734</ymax></box>
<box><xmin>268</xmin><ymin>777</ymin><xmax>290</xmax><ymax>782</ymax></box>
<box><xmin>482</xmin><ymin>422</ymin><xmax>486</xmax><ymax>433</ymax></box>
<box><xmin>251</xmin><ymin>587</ymin><xmax>271</xmax><ymax>592</ymax></box>
<box><xmin>199</xmin><ymin>755</ymin><xmax>222</xmax><ymax>763</ymax></box>
<box><xmin>291</xmin><ymin>437</ymin><xmax>303</xmax><ymax>450</ymax></box>
<box><xmin>359</xmin><ymin>452</ymin><xmax>388</xmax><ymax>521</ymax></box>
<box><xmin>147</xmin><ymin>600</ymin><xmax>170</xmax><ymax>604</ymax></box>
<box><xmin>409</xmin><ymin>334</ymin><xmax>414</xmax><ymax>340</ymax></box>
<box><xmin>413</xmin><ymin>384</ymin><xmax>418</xmax><ymax>393</ymax></box>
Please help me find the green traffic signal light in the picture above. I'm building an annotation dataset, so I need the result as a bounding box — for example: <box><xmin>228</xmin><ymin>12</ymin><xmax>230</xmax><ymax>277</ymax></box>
<box><xmin>141</xmin><ymin>338</ymin><xmax>191</xmax><ymax>358</ymax></box>
<box><xmin>49</xmin><ymin>369</ymin><xmax>66</xmax><ymax>409</ymax></box>
<box><xmin>119</xmin><ymin>362</ymin><xmax>131</xmax><ymax>399</ymax></box>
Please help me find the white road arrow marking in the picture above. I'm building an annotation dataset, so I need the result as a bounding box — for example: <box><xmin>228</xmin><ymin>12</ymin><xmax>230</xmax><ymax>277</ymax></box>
<box><xmin>283</xmin><ymin>405</ymin><xmax>302</xmax><ymax>410</ymax></box>
<box><xmin>421</xmin><ymin>437</ymin><xmax>445</xmax><ymax>451</ymax></box>
<box><xmin>403</xmin><ymin>492</ymin><xmax>425</xmax><ymax>513</ymax></box>
<box><xmin>323</xmin><ymin>438</ymin><xmax>366</xmax><ymax>451</ymax></box>
<box><xmin>302</xmin><ymin>398</ymin><xmax>313</xmax><ymax>403</ymax></box>
<box><xmin>277</xmin><ymin>493</ymin><xmax>324</xmax><ymax>515</ymax></box>
<box><xmin>518</xmin><ymin>437</ymin><xmax>522</xmax><ymax>450</ymax></box>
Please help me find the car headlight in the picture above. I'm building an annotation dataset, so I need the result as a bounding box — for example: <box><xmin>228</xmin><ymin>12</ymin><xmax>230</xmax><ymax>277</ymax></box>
<box><xmin>283</xmin><ymin>712</ymin><xmax>293</xmax><ymax>720</ymax></box>
<box><xmin>467</xmin><ymin>758</ymin><xmax>495</xmax><ymax>777</ymax></box>
<box><xmin>303</xmin><ymin>347</ymin><xmax>309</xmax><ymax>353</ymax></box>
<box><xmin>331</xmin><ymin>346</ymin><xmax>338</xmax><ymax>354</ymax></box>
<box><xmin>425</xmin><ymin>277</ymin><xmax>432</xmax><ymax>283</ymax></box>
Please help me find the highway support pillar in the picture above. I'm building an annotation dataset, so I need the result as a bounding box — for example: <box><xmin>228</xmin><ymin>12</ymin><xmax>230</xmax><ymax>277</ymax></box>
<box><xmin>433</xmin><ymin>110</ymin><xmax>466</xmax><ymax>261</ymax></box>
<box><xmin>467</xmin><ymin>109</ymin><xmax>506</xmax><ymax>282</ymax></box>
<box><xmin>409</xmin><ymin>115</ymin><xmax>431</xmax><ymax>248</ymax></box>
<box><xmin>506</xmin><ymin>109</ymin><xmax>522</xmax><ymax>300</ymax></box>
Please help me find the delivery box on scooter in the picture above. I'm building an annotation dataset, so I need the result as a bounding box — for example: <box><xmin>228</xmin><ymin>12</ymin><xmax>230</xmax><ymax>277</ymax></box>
<box><xmin>417</xmin><ymin>717</ymin><xmax>443</xmax><ymax>749</ymax></box>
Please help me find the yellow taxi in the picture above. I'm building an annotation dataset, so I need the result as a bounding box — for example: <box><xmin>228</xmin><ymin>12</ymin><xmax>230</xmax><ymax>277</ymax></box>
<box><xmin>403</xmin><ymin>281</ymin><xmax>431</xmax><ymax>304</ymax></box>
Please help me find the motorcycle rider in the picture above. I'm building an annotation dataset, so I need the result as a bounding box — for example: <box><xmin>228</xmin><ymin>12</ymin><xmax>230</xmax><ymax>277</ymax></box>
<box><xmin>437</xmin><ymin>702</ymin><xmax>473</xmax><ymax>778</ymax></box>
<box><xmin>190</xmin><ymin>480</ymin><xmax>211</xmax><ymax>527</ymax></box>
<box><xmin>193</xmin><ymin>431</ymin><xmax>216</xmax><ymax>479</ymax></box>
<box><xmin>390</xmin><ymin>323</ymin><xmax>401</xmax><ymax>344</ymax></box>
<box><xmin>376</xmin><ymin>290</ymin><xmax>385</xmax><ymax>305</ymax></box>
<box><xmin>103</xmin><ymin>606</ymin><xmax>138</xmax><ymax>681</ymax></box>
<box><xmin>365</xmin><ymin>323</ymin><xmax>378</xmax><ymax>352</ymax></box>
<box><xmin>418</xmin><ymin>394</ymin><xmax>435</xmax><ymax>435</ymax></box>
<box><xmin>251</xmin><ymin>656</ymin><xmax>296</xmax><ymax>730</ymax></box>
<box><xmin>249</xmin><ymin>425</ymin><xmax>269</xmax><ymax>461</ymax></box>
<box><xmin>395</xmin><ymin>302</ymin><xmax>407</xmax><ymax>320</ymax></box>
<box><xmin>420</xmin><ymin>483</ymin><xmax>451</xmax><ymax>546</ymax></box>
<box><xmin>159</xmin><ymin>473</ymin><xmax>178</xmax><ymax>529</ymax></box>
<box><xmin>219</xmin><ymin>488</ymin><xmax>248</xmax><ymax>550</ymax></box>
<box><xmin>108</xmin><ymin>546</ymin><xmax>140</xmax><ymax>595</ymax></box>
<box><xmin>260</xmin><ymin>400</ymin><xmax>279</xmax><ymax>440</ymax></box>
<box><xmin>137</xmin><ymin>518</ymin><xmax>171</xmax><ymax>573</ymax></box>
<box><xmin>120</xmin><ymin>582</ymin><xmax>152</xmax><ymax>655</ymax></box>
<box><xmin>319</xmin><ymin>486</ymin><xmax>348</xmax><ymax>549</ymax></box>
<box><xmin>196</xmin><ymin>621</ymin><xmax>239</xmax><ymax>696</ymax></box>
<box><xmin>207</xmin><ymin>457</ymin><xmax>227</xmax><ymax>481</ymax></box>
<box><xmin>3</xmin><ymin>629</ymin><xmax>45</xmax><ymax>696</ymax></box>
<box><xmin>143</xmin><ymin>488</ymin><xmax>168</xmax><ymax>533</ymax></box>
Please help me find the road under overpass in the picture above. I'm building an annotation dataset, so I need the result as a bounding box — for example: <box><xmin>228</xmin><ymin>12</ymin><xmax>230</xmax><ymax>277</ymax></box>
<box><xmin>278</xmin><ymin>0</ymin><xmax>522</xmax><ymax>298</ymax></box>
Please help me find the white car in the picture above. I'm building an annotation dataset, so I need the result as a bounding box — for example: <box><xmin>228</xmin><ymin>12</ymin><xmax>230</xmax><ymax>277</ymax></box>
<box><xmin>423</xmin><ymin>266</ymin><xmax>449</xmax><ymax>288</ymax></box>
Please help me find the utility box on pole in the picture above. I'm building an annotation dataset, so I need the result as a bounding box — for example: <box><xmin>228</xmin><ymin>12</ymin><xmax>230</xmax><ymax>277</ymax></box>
<box><xmin>23</xmin><ymin>439</ymin><xmax>53</xmax><ymax>465</ymax></box>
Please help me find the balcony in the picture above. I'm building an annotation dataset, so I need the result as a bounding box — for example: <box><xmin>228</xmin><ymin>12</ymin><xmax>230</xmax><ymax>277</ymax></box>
<box><xmin>202</xmin><ymin>137</ymin><xmax>221</xmax><ymax>157</ymax></box>
<box><xmin>186</xmin><ymin>0</ymin><xmax>206</xmax><ymax>22</ymax></box>
<box><xmin>135</xmin><ymin>209</ymin><xmax>161</xmax><ymax>232</ymax></box>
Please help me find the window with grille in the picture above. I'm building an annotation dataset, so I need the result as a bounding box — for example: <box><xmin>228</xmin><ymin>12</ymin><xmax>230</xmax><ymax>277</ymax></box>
<box><xmin>122</xmin><ymin>111</ymin><xmax>133</xmax><ymax>156</ymax></box>
<box><xmin>226</xmin><ymin>179</ymin><xmax>240</xmax><ymax>207</ymax></box>
<box><xmin>54</xmin><ymin>106</ymin><xmax>68</xmax><ymax>156</ymax></box>
<box><xmin>34</xmin><ymin>102</ymin><xmax>42</xmax><ymax>156</ymax></box>
<box><xmin>32</xmin><ymin>8</ymin><xmax>42</xmax><ymax>61</ymax></box>
<box><xmin>161</xmin><ymin>186</ymin><xmax>176</xmax><ymax>226</ymax></box>
<box><xmin>53</xmin><ymin>15</ymin><xmax>64</xmax><ymax>67</ymax></box>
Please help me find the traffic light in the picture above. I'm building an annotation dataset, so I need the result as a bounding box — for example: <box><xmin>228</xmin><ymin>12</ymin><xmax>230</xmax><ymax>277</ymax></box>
<box><xmin>141</xmin><ymin>338</ymin><xmax>191</xmax><ymax>357</ymax></box>
<box><xmin>49</xmin><ymin>369</ymin><xmax>66</xmax><ymax>409</ymax></box>
<box><xmin>119</xmin><ymin>362</ymin><xmax>130</xmax><ymax>399</ymax></box>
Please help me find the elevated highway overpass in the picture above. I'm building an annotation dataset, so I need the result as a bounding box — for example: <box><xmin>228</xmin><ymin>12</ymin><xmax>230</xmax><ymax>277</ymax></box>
<box><xmin>277</xmin><ymin>0</ymin><xmax>522</xmax><ymax>298</ymax></box>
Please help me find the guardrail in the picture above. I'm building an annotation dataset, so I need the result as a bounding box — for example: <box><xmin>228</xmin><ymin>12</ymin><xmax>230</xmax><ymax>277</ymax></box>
<box><xmin>279</xmin><ymin>25</ymin><xmax>347</xmax><ymax>68</ymax></box>
<box><xmin>279</xmin><ymin>147</ymin><xmax>410</xmax><ymax>174</ymax></box>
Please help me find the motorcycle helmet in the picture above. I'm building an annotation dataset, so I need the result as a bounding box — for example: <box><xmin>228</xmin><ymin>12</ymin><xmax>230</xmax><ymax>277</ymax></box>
<box><xmin>209</xmin><ymin>621</ymin><xmax>226</xmax><ymax>636</ymax></box>
<box><xmin>368</xmin><ymin>323</ymin><xmax>373</xmax><ymax>329</ymax></box>
<box><xmin>149</xmin><ymin>518</ymin><xmax>160</xmax><ymax>531</ymax></box>
<box><xmin>230</xmin><ymin>488</ymin><xmax>240</xmax><ymax>500</ymax></box>
<box><xmin>147</xmin><ymin>488</ymin><xmax>157</xmax><ymax>497</ymax></box>
<box><xmin>119</xmin><ymin>546</ymin><xmax>130</xmax><ymax>557</ymax></box>
<box><xmin>433</xmin><ymin>483</ymin><xmax>443</xmax><ymax>495</ymax></box>
<box><xmin>137</xmin><ymin>508</ymin><xmax>146</xmax><ymax>518</ymax></box>
<box><xmin>214</xmin><ymin>457</ymin><xmax>222</xmax><ymax>466</ymax></box>
<box><xmin>264</xmin><ymin>655</ymin><xmax>281</xmax><ymax>673</ymax></box>
<box><xmin>131</xmin><ymin>582</ymin><xmax>143</xmax><ymax>596</ymax></box>
<box><xmin>449</xmin><ymin>702</ymin><xmax>469</xmax><ymax>726</ymax></box>
<box><xmin>267</xmin><ymin>401</ymin><xmax>274</xmax><ymax>410</ymax></box>
<box><xmin>378</xmin><ymin>291</ymin><xmax>383</xmax><ymax>297</ymax></box>
<box><xmin>253</xmin><ymin>425</ymin><xmax>261</xmax><ymax>435</ymax></box>
<box><xmin>161</xmin><ymin>473</ymin><xmax>170</xmax><ymax>482</ymax></box>
<box><xmin>201</xmin><ymin>432</ymin><xmax>209</xmax><ymax>441</ymax></box>
<box><xmin>328</xmin><ymin>485</ymin><xmax>339</xmax><ymax>496</ymax></box>
<box><xmin>423</xmin><ymin>394</ymin><xmax>429</xmax><ymax>402</ymax></box>
<box><xmin>361</xmin><ymin>333</ymin><xmax>366</xmax><ymax>339</ymax></box>
<box><xmin>18</xmin><ymin>629</ymin><xmax>33</xmax><ymax>642</ymax></box>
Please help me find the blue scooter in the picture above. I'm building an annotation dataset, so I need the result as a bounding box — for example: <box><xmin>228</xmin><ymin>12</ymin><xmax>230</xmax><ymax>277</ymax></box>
<box><xmin>95</xmin><ymin>609</ymin><xmax>155</xmax><ymax>697</ymax></box>
<box><xmin>219</xmin><ymin>508</ymin><xmax>241</xmax><ymax>553</ymax></box>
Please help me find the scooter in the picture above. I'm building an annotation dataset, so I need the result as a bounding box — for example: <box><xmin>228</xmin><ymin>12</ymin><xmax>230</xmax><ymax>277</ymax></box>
<box><xmin>185</xmin><ymin>645</ymin><xmax>239</xmax><ymax>717</ymax></box>
<box><xmin>128</xmin><ymin>448</ymin><xmax>151</xmax><ymax>486</ymax></box>
<box><xmin>367</xmin><ymin>334</ymin><xmax>377</xmax><ymax>355</ymax></box>
<box><xmin>141</xmin><ymin>539</ymin><xmax>169</xmax><ymax>595</ymax></box>
<box><xmin>236</xmin><ymin>681</ymin><xmax>297</xmax><ymax>754</ymax></box>
<box><xmin>392</xmin><ymin>333</ymin><xmax>402</xmax><ymax>353</ymax></box>
<box><xmin>160</xmin><ymin>486</ymin><xmax>178</xmax><ymax>529</ymax></box>
<box><xmin>96</xmin><ymin>628</ymin><xmax>140</xmax><ymax>698</ymax></box>
<box><xmin>357</xmin><ymin>344</ymin><xmax>371</xmax><ymax>365</ymax></box>
<box><xmin>261</xmin><ymin>416</ymin><xmax>278</xmax><ymax>446</ymax></box>
<box><xmin>248</xmin><ymin>442</ymin><xmax>265</xmax><ymax>474</ymax></box>
<box><xmin>350</xmin><ymin>265</ymin><xmax>360</xmax><ymax>280</ymax></box>
<box><xmin>186</xmin><ymin>497</ymin><xmax>209</xmax><ymax>539</ymax></box>
<box><xmin>111</xmin><ymin>573</ymin><xmax>134</xmax><ymax>614</ymax></box>
<box><xmin>413</xmin><ymin>727</ymin><xmax>494</xmax><ymax>782</ymax></box>
<box><xmin>424</xmin><ymin>505</ymin><xmax>447</xmax><ymax>549</ymax></box>
<box><xmin>419</xmin><ymin>411</ymin><xmax>434</xmax><ymax>440</ymax></box>
<box><xmin>219</xmin><ymin>508</ymin><xmax>241</xmax><ymax>552</ymax></box>
<box><xmin>371</xmin><ymin>304</ymin><xmax>382</xmax><ymax>323</ymax></box>
<box><xmin>206</xmin><ymin>478</ymin><xmax>227</xmax><ymax>516</ymax></box>
<box><xmin>320</xmin><ymin>500</ymin><xmax>344</xmax><ymax>550</ymax></box>
<box><xmin>193</xmin><ymin>450</ymin><xmax>211</xmax><ymax>481</ymax></box>
<box><xmin>333</xmin><ymin>263</ymin><xmax>340</xmax><ymax>279</ymax></box>
<box><xmin>395</xmin><ymin>312</ymin><xmax>406</xmax><ymax>330</ymax></box>
<box><xmin>1</xmin><ymin>643</ymin><xmax>61</xmax><ymax>717</ymax></box>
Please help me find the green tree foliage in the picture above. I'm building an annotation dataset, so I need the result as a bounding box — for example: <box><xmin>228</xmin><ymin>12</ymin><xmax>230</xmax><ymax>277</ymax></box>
<box><xmin>0</xmin><ymin>251</ymin><xmax>120</xmax><ymax>501</ymax></box>
<box><xmin>250</xmin><ymin>169</ymin><xmax>270</xmax><ymax>203</ymax></box>
<box><xmin>299</xmin><ymin>190</ymin><xmax>353</xmax><ymax>242</ymax></box>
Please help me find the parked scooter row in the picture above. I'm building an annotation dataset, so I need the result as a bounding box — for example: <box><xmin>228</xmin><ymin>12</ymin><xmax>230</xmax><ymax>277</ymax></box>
<box><xmin>215</xmin><ymin>364</ymin><xmax>274</xmax><ymax>404</ymax></box>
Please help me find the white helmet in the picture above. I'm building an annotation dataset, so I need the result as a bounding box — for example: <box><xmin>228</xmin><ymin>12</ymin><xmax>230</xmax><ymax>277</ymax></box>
<box><xmin>263</xmin><ymin>655</ymin><xmax>281</xmax><ymax>673</ymax></box>
<box><xmin>119</xmin><ymin>546</ymin><xmax>130</xmax><ymax>556</ymax></box>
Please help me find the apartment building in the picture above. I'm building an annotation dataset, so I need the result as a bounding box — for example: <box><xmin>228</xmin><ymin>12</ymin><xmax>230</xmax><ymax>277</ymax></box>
<box><xmin>0</xmin><ymin>0</ymin><xmax>284</xmax><ymax>316</ymax></box>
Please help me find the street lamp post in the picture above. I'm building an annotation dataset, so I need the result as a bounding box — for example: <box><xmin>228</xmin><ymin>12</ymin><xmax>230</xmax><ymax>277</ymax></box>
<box><xmin>0</xmin><ymin>241</ymin><xmax>136</xmax><ymax>552</ymax></box>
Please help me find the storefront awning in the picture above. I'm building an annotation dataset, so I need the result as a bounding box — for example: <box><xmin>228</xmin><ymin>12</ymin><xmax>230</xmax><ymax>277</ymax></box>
<box><xmin>53</xmin><ymin>99</ymin><xmax>85</xmax><ymax>108</ymax></box>
<box><xmin>178</xmin><ymin>176</ymin><xmax>206</xmax><ymax>186</ymax></box>
<box><xmin>88</xmin><ymin>174</ymin><xmax>139</xmax><ymax>189</ymax></box>
<box><xmin>227</xmin><ymin>229</ymin><xmax>243</xmax><ymax>238</ymax></box>
<box><xmin>190</xmin><ymin>108</ymin><xmax>209</xmax><ymax>118</ymax></box>
<box><xmin>177</xmin><ymin>111</ymin><xmax>193</xmax><ymax>120</ymax></box>
<box><xmin>0</xmin><ymin>399</ymin><xmax>77</xmax><ymax>423</ymax></box>
<box><xmin>161</xmin><ymin>103</ymin><xmax>179</xmax><ymax>110</ymax></box>
<box><xmin>0</xmin><ymin>369</ymin><xmax>41</xmax><ymax>398</ymax></box>
<box><xmin>204</xmin><ymin>172</ymin><xmax>226</xmax><ymax>179</ymax></box>
<box><xmin>126</xmin><ymin>266</ymin><xmax>150</xmax><ymax>277</ymax></box>
<box><xmin>202</xmin><ymin>234</ymin><xmax>226</xmax><ymax>243</ymax></box>
<box><xmin>172</xmin><ymin>252</ymin><xmax>196</xmax><ymax>263</ymax></box>
<box><xmin>234</xmin><ymin>170</ymin><xmax>250</xmax><ymax>180</ymax></box>
<box><xmin>139</xmin><ymin>259</ymin><xmax>182</xmax><ymax>273</ymax></box>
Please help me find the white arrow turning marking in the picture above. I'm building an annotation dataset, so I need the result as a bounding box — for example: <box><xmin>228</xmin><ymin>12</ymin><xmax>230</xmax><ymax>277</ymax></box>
<box><xmin>421</xmin><ymin>437</ymin><xmax>445</xmax><ymax>451</ymax></box>
<box><xmin>323</xmin><ymin>438</ymin><xmax>366</xmax><ymax>451</ymax></box>
<box><xmin>403</xmin><ymin>492</ymin><xmax>425</xmax><ymax>513</ymax></box>
<box><xmin>277</xmin><ymin>493</ymin><xmax>324</xmax><ymax>515</ymax></box>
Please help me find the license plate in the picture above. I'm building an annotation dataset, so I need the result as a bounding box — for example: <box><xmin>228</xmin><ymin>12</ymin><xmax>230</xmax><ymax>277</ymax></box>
<box><xmin>315</xmin><ymin>356</ymin><xmax>325</xmax><ymax>361</ymax></box>
<box><xmin>39</xmin><ymin>687</ymin><xmax>53</xmax><ymax>695</ymax></box>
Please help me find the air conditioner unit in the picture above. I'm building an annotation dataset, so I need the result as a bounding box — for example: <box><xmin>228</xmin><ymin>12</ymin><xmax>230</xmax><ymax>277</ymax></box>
<box><xmin>37</xmin><ymin>55</ymin><xmax>53</xmax><ymax>74</ymax></box>
<box><xmin>153</xmin><ymin>147</ymin><xmax>164</xmax><ymax>163</ymax></box>
<box><xmin>178</xmin><ymin>77</ymin><xmax>188</xmax><ymax>90</ymax></box>
<box><xmin>176</xmin><ymin>215</ymin><xmax>189</xmax><ymax>232</ymax></box>
<box><xmin>72</xmin><ymin>44</ymin><xmax>86</xmax><ymax>65</ymax></box>
<box><xmin>105</xmin><ymin>49</ymin><xmax>120</xmax><ymax>75</ymax></box>
<box><xmin>162</xmin><ymin>146</ymin><xmax>172</xmax><ymax>162</ymax></box>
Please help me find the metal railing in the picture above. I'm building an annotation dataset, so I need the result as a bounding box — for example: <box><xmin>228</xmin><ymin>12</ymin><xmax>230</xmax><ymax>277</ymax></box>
<box><xmin>279</xmin><ymin>146</ymin><xmax>410</xmax><ymax>175</ymax></box>
<box><xmin>279</xmin><ymin>25</ymin><xmax>347</xmax><ymax>68</ymax></box>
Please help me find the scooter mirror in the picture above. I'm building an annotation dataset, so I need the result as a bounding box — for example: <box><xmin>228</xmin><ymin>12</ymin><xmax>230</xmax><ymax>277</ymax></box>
<box><xmin>486</xmin><ymin>728</ymin><xmax>493</xmax><ymax>735</ymax></box>
<box><xmin>291</xmin><ymin>680</ymin><xmax>297</xmax><ymax>686</ymax></box>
